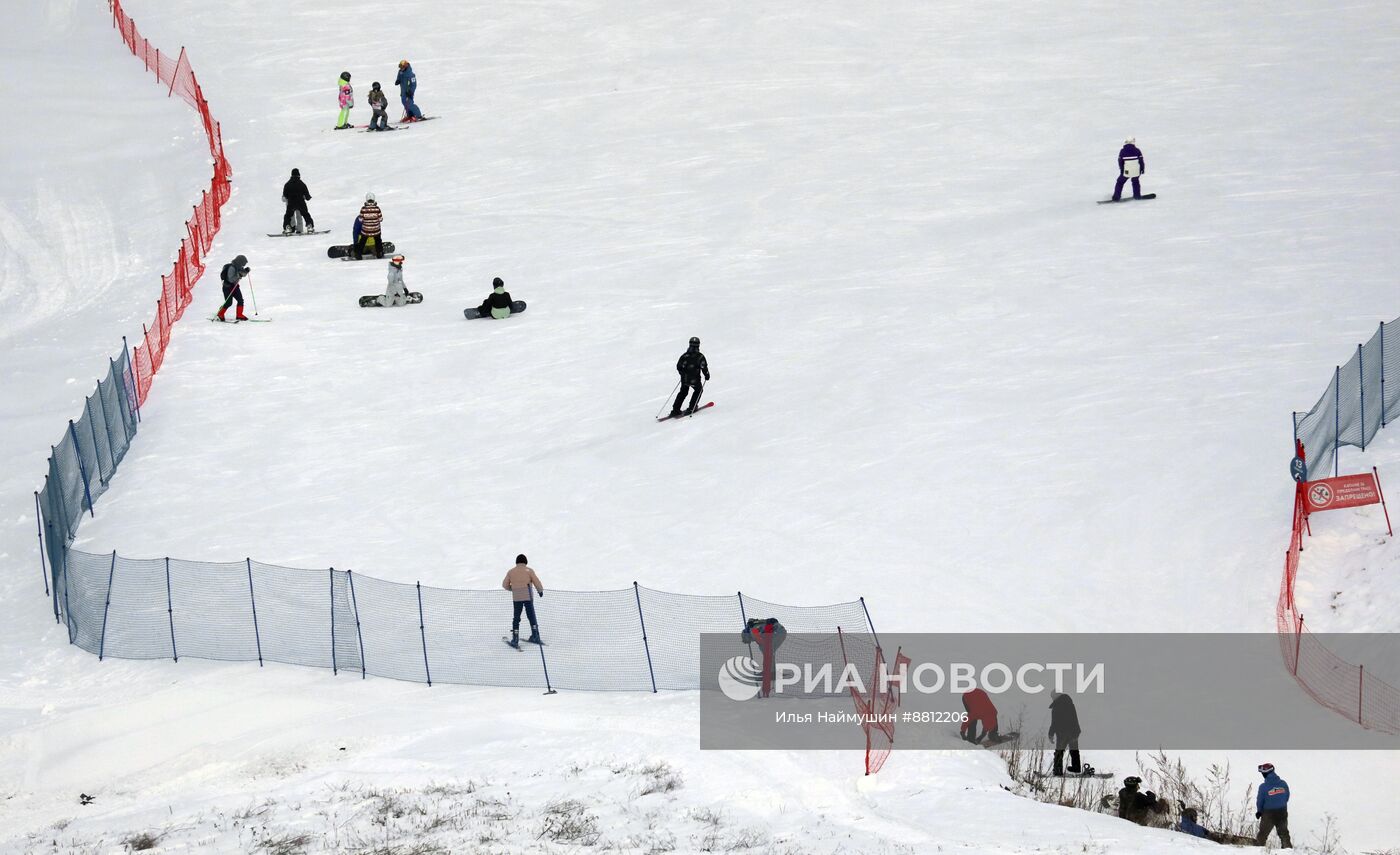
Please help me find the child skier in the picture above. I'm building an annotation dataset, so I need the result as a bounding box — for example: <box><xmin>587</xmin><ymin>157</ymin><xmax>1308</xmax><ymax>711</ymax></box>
<box><xmin>335</xmin><ymin>71</ymin><xmax>354</xmax><ymax>129</ymax></box>
<box><xmin>216</xmin><ymin>254</ymin><xmax>251</xmax><ymax>322</ymax></box>
<box><xmin>382</xmin><ymin>255</ymin><xmax>410</xmax><ymax>306</ymax></box>
<box><xmin>670</xmin><ymin>337</ymin><xmax>710</xmax><ymax>417</ymax></box>
<box><xmin>354</xmin><ymin>193</ymin><xmax>384</xmax><ymax>260</ymax></box>
<box><xmin>475</xmin><ymin>277</ymin><xmax>514</xmax><ymax>318</ymax></box>
<box><xmin>1112</xmin><ymin>137</ymin><xmax>1146</xmax><ymax>201</ymax></box>
<box><xmin>281</xmin><ymin>168</ymin><xmax>314</xmax><ymax>234</ymax></box>
<box><xmin>502</xmin><ymin>555</ymin><xmax>544</xmax><ymax>646</ymax></box>
<box><xmin>395</xmin><ymin>60</ymin><xmax>423</xmax><ymax>122</ymax></box>
<box><xmin>367</xmin><ymin>82</ymin><xmax>389</xmax><ymax>131</ymax></box>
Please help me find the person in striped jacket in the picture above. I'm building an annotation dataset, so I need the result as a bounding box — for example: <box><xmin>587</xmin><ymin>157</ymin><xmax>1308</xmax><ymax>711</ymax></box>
<box><xmin>354</xmin><ymin>192</ymin><xmax>385</xmax><ymax>260</ymax></box>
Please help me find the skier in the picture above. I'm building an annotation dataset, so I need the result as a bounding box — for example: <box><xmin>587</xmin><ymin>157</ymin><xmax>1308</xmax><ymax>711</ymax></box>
<box><xmin>1117</xmin><ymin>776</ymin><xmax>1163</xmax><ymax>826</ymax></box>
<box><xmin>1254</xmin><ymin>762</ymin><xmax>1291</xmax><ymax>848</ymax></box>
<box><xmin>335</xmin><ymin>71</ymin><xmax>354</xmax><ymax>130</ymax></box>
<box><xmin>395</xmin><ymin>60</ymin><xmax>423</xmax><ymax>122</ymax></box>
<box><xmin>475</xmin><ymin>277</ymin><xmax>514</xmax><ymax>319</ymax></box>
<box><xmin>1112</xmin><ymin>137</ymin><xmax>1146</xmax><ymax>201</ymax></box>
<box><xmin>502</xmin><ymin>554</ymin><xmax>544</xmax><ymax>646</ymax></box>
<box><xmin>216</xmin><ymin>254</ymin><xmax>251</xmax><ymax>322</ymax></box>
<box><xmin>670</xmin><ymin>337</ymin><xmax>710</xmax><ymax>418</ymax></box>
<box><xmin>367</xmin><ymin>82</ymin><xmax>389</xmax><ymax>131</ymax></box>
<box><xmin>381</xmin><ymin>255</ymin><xmax>410</xmax><ymax>306</ymax></box>
<box><xmin>281</xmin><ymin>168</ymin><xmax>314</xmax><ymax>234</ymax></box>
<box><xmin>1047</xmin><ymin>691</ymin><xmax>1085</xmax><ymax>776</ymax></box>
<box><xmin>741</xmin><ymin>617</ymin><xmax>786</xmax><ymax>699</ymax></box>
<box><xmin>354</xmin><ymin>192</ymin><xmax>384</xmax><ymax>260</ymax></box>
<box><xmin>960</xmin><ymin>687</ymin><xmax>999</xmax><ymax>745</ymax></box>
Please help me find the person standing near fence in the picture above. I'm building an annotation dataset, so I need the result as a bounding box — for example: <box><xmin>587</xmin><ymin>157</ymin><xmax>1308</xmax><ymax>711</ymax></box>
<box><xmin>741</xmin><ymin>617</ymin><xmax>786</xmax><ymax>698</ymax></box>
<box><xmin>335</xmin><ymin>71</ymin><xmax>354</xmax><ymax>129</ymax></box>
<box><xmin>281</xmin><ymin>168</ymin><xmax>314</xmax><ymax>234</ymax></box>
<box><xmin>216</xmin><ymin>255</ymin><xmax>251</xmax><ymax>322</ymax></box>
<box><xmin>503</xmin><ymin>555</ymin><xmax>544</xmax><ymax>646</ymax></box>
<box><xmin>1254</xmin><ymin>762</ymin><xmax>1292</xmax><ymax>848</ymax></box>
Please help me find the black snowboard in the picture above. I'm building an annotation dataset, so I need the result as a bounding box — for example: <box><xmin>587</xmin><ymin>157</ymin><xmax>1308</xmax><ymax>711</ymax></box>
<box><xmin>463</xmin><ymin>300</ymin><xmax>527</xmax><ymax>319</ymax></box>
<box><xmin>1031</xmin><ymin>769</ymin><xmax>1114</xmax><ymax>780</ymax></box>
<box><xmin>1097</xmin><ymin>194</ymin><xmax>1156</xmax><ymax>205</ymax></box>
<box><xmin>359</xmin><ymin>292</ymin><xmax>424</xmax><ymax>307</ymax></box>
<box><xmin>328</xmin><ymin>240</ymin><xmax>396</xmax><ymax>259</ymax></box>
<box><xmin>267</xmin><ymin>229</ymin><xmax>330</xmax><ymax>237</ymax></box>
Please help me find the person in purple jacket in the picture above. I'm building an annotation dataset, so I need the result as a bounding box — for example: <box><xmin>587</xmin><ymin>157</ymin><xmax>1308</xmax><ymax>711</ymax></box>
<box><xmin>1113</xmin><ymin>138</ymin><xmax>1146</xmax><ymax>201</ymax></box>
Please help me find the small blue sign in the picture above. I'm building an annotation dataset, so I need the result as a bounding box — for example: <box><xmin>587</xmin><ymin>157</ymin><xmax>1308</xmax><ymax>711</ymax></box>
<box><xmin>1290</xmin><ymin>456</ymin><xmax>1307</xmax><ymax>483</ymax></box>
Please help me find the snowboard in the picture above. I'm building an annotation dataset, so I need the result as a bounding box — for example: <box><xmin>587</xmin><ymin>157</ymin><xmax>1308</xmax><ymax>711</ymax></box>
<box><xmin>972</xmin><ymin>730</ymin><xmax>1020</xmax><ymax>747</ymax></box>
<box><xmin>1097</xmin><ymin>194</ymin><xmax>1156</xmax><ymax>205</ymax></box>
<box><xmin>657</xmin><ymin>401</ymin><xmax>715</xmax><ymax>422</ymax></box>
<box><xmin>463</xmin><ymin>300</ymin><xmax>527</xmax><ymax>319</ymax></box>
<box><xmin>209</xmin><ymin>316</ymin><xmax>271</xmax><ymax>323</ymax></box>
<box><xmin>1032</xmin><ymin>769</ymin><xmax>1114</xmax><ymax>780</ymax></box>
<box><xmin>327</xmin><ymin>241</ymin><xmax>396</xmax><ymax>259</ymax></box>
<box><xmin>267</xmin><ymin>229</ymin><xmax>330</xmax><ymax>237</ymax></box>
<box><xmin>360</xmin><ymin>292</ymin><xmax>424</xmax><ymax>307</ymax></box>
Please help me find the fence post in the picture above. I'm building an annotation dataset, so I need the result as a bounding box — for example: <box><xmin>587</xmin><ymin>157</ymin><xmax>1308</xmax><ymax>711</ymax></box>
<box><xmin>1358</xmin><ymin>344</ymin><xmax>1367</xmax><ymax>451</ymax></box>
<box><xmin>347</xmin><ymin>570</ymin><xmax>366</xmax><ymax>679</ymax></box>
<box><xmin>1382</xmin><ymin>322</ymin><xmax>1388</xmax><ymax>428</ymax></box>
<box><xmin>633</xmin><ymin>582</ymin><xmax>658</xmax><ymax>693</ymax></box>
<box><xmin>68</xmin><ymin>421</ymin><xmax>95</xmax><ymax>518</ymax></box>
<box><xmin>329</xmin><ymin>568</ymin><xmax>338</xmax><ymax>675</ymax></box>
<box><xmin>84</xmin><ymin>397</ymin><xmax>105</xmax><ymax>482</ymax></box>
<box><xmin>123</xmin><ymin>338</ymin><xmax>141</xmax><ymax>423</ymax></box>
<box><xmin>107</xmin><ymin>357</ymin><xmax>130</xmax><ymax>446</ymax></box>
<box><xmin>416</xmin><ymin>581</ymin><xmax>432</xmax><ymax>686</ymax></box>
<box><xmin>34</xmin><ymin>492</ymin><xmax>50</xmax><ymax>597</ymax></box>
<box><xmin>1334</xmin><ymin>366</ymin><xmax>1341</xmax><ymax>477</ymax></box>
<box><xmin>1358</xmin><ymin>665</ymin><xmax>1364</xmax><ymax>727</ymax></box>
<box><xmin>1293</xmin><ymin>614</ymin><xmax>1304</xmax><ymax>676</ymax></box>
<box><xmin>246</xmin><ymin>558</ymin><xmax>263</xmax><ymax>667</ymax></box>
<box><xmin>60</xmin><ymin>545</ymin><xmax>73</xmax><ymax>643</ymax></box>
<box><xmin>738</xmin><ymin>591</ymin><xmax>750</xmax><ymax>655</ymax></box>
<box><xmin>165</xmin><ymin>557</ymin><xmax>178</xmax><ymax>662</ymax></box>
<box><xmin>860</xmin><ymin>596</ymin><xmax>881</xmax><ymax>650</ymax></box>
<box><xmin>168</xmin><ymin>47</ymin><xmax>185</xmax><ymax>98</ymax></box>
<box><xmin>98</xmin><ymin>551</ymin><xmax>117</xmax><ymax>661</ymax></box>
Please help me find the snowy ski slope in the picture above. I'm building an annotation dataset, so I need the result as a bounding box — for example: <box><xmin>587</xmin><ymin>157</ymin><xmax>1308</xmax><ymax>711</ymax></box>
<box><xmin>3</xmin><ymin>0</ymin><xmax>1400</xmax><ymax>849</ymax></box>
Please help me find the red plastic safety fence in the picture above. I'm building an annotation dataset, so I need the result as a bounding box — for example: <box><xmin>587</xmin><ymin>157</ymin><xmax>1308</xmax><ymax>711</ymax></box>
<box><xmin>1279</xmin><ymin>484</ymin><xmax>1400</xmax><ymax>734</ymax></box>
<box><xmin>110</xmin><ymin>0</ymin><xmax>232</xmax><ymax>405</ymax></box>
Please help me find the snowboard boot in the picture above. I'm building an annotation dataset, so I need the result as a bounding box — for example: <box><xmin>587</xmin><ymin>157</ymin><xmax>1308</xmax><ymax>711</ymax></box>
<box><xmin>282</xmin><ymin>226</ymin><xmax>294</xmax><ymax>235</ymax></box>
<box><xmin>1065</xmin><ymin>750</ymin><xmax>1082</xmax><ymax>774</ymax></box>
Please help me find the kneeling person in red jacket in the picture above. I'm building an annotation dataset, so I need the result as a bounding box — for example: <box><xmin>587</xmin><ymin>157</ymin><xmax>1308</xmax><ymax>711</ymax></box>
<box><xmin>960</xmin><ymin>687</ymin><xmax>1000</xmax><ymax>744</ymax></box>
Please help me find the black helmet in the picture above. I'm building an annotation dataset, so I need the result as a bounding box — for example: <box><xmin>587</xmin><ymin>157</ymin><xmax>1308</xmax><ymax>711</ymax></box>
<box><xmin>291</xmin><ymin>168</ymin><xmax>300</xmax><ymax>178</ymax></box>
<box><xmin>372</xmin><ymin>82</ymin><xmax>381</xmax><ymax>89</ymax></box>
<box><xmin>1123</xmin><ymin>776</ymin><xmax>1141</xmax><ymax>787</ymax></box>
<box><xmin>341</xmin><ymin>71</ymin><xmax>351</xmax><ymax>80</ymax></box>
<box><xmin>689</xmin><ymin>336</ymin><xmax>700</xmax><ymax>347</ymax></box>
<box><xmin>493</xmin><ymin>277</ymin><xmax>504</xmax><ymax>287</ymax></box>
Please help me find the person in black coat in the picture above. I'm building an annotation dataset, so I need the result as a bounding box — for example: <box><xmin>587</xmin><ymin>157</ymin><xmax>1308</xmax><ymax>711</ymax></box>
<box><xmin>1048</xmin><ymin>692</ymin><xmax>1082</xmax><ymax>775</ymax></box>
<box><xmin>281</xmin><ymin>168</ymin><xmax>314</xmax><ymax>233</ymax></box>
<box><xmin>670</xmin><ymin>336</ymin><xmax>710</xmax><ymax>417</ymax></box>
<box><xmin>1112</xmin><ymin>138</ymin><xmax>1146</xmax><ymax>201</ymax></box>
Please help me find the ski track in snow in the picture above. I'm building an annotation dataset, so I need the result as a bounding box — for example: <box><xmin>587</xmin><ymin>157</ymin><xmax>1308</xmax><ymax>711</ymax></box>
<box><xmin>3</xmin><ymin>0</ymin><xmax>1400</xmax><ymax>850</ymax></box>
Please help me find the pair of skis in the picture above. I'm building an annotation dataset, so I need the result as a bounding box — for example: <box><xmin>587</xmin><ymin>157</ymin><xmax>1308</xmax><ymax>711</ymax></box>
<box><xmin>503</xmin><ymin>636</ymin><xmax>546</xmax><ymax>649</ymax></box>
<box><xmin>656</xmin><ymin>401</ymin><xmax>714</xmax><ymax>422</ymax></box>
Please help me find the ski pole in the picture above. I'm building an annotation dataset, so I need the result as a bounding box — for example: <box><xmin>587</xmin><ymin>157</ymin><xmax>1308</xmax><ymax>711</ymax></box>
<box><xmin>655</xmin><ymin>379</ymin><xmax>681</xmax><ymax>420</ymax></box>
<box><xmin>244</xmin><ymin>273</ymin><xmax>260</xmax><ymax>317</ymax></box>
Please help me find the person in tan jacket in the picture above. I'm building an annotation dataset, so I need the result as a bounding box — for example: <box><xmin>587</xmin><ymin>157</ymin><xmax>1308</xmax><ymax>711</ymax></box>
<box><xmin>502</xmin><ymin>554</ymin><xmax>544</xmax><ymax>645</ymax></box>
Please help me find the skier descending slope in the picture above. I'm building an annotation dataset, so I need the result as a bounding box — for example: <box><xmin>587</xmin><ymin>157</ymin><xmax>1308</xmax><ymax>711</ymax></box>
<box><xmin>502</xmin><ymin>555</ymin><xmax>544</xmax><ymax>647</ymax></box>
<box><xmin>354</xmin><ymin>193</ymin><xmax>385</xmax><ymax>259</ymax></box>
<box><xmin>216</xmin><ymin>255</ymin><xmax>251</xmax><ymax>322</ymax></box>
<box><xmin>281</xmin><ymin>168</ymin><xmax>315</xmax><ymax>234</ymax></box>
<box><xmin>395</xmin><ymin>60</ymin><xmax>424</xmax><ymax>122</ymax></box>
<box><xmin>670</xmin><ymin>337</ymin><xmax>710</xmax><ymax>418</ymax></box>
<box><xmin>335</xmin><ymin>71</ymin><xmax>354</xmax><ymax>129</ymax></box>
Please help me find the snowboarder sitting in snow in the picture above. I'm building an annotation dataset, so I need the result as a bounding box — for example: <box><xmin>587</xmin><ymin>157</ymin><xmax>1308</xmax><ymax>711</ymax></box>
<box><xmin>381</xmin><ymin>255</ymin><xmax>410</xmax><ymax>306</ymax></box>
<box><xmin>1117</xmin><ymin>776</ymin><xmax>1167</xmax><ymax>826</ymax></box>
<box><xmin>741</xmin><ymin>617</ymin><xmax>786</xmax><ymax>699</ymax></box>
<box><xmin>670</xmin><ymin>337</ymin><xmax>710</xmax><ymax>418</ymax></box>
<box><xmin>216</xmin><ymin>254</ymin><xmax>251</xmax><ymax>322</ymax></box>
<box><xmin>1254</xmin><ymin>762</ymin><xmax>1291</xmax><ymax>848</ymax></box>
<box><xmin>1177</xmin><ymin>807</ymin><xmax>1215</xmax><ymax>841</ymax></box>
<box><xmin>475</xmin><ymin>277</ymin><xmax>514</xmax><ymax>318</ymax></box>
<box><xmin>503</xmin><ymin>555</ymin><xmax>544</xmax><ymax>646</ymax></box>
<box><xmin>354</xmin><ymin>192</ymin><xmax>384</xmax><ymax>260</ymax></box>
<box><xmin>960</xmin><ymin>687</ymin><xmax>1000</xmax><ymax>745</ymax></box>
<box><xmin>367</xmin><ymin>82</ymin><xmax>389</xmax><ymax>131</ymax></box>
<box><xmin>335</xmin><ymin>71</ymin><xmax>354</xmax><ymax>130</ymax></box>
<box><xmin>396</xmin><ymin>60</ymin><xmax>424</xmax><ymax>122</ymax></box>
<box><xmin>1112</xmin><ymin>137</ymin><xmax>1146</xmax><ymax>201</ymax></box>
<box><xmin>1048</xmin><ymin>691</ymin><xmax>1086</xmax><ymax>776</ymax></box>
<box><xmin>281</xmin><ymin>168</ymin><xmax>314</xmax><ymax>234</ymax></box>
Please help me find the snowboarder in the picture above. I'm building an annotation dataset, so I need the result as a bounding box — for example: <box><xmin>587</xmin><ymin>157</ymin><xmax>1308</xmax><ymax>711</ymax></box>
<box><xmin>396</xmin><ymin>60</ymin><xmax>423</xmax><ymax>122</ymax></box>
<box><xmin>367</xmin><ymin>82</ymin><xmax>389</xmax><ymax>131</ymax></box>
<box><xmin>1177</xmin><ymin>807</ymin><xmax>1213</xmax><ymax>841</ymax></box>
<box><xmin>1254</xmin><ymin>762</ymin><xmax>1291</xmax><ymax>848</ymax></box>
<box><xmin>354</xmin><ymin>193</ymin><xmax>384</xmax><ymax>260</ymax></box>
<box><xmin>474</xmin><ymin>277</ymin><xmax>515</xmax><ymax>319</ymax></box>
<box><xmin>1047</xmin><ymin>691</ymin><xmax>1083</xmax><ymax>776</ymax></box>
<box><xmin>960</xmin><ymin>687</ymin><xmax>1000</xmax><ymax>745</ymax></box>
<box><xmin>502</xmin><ymin>555</ymin><xmax>544</xmax><ymax>646</ymax></box>
<box><xmin>281</xmin><ymin>168</ymin><xmax>314</xmax><ymax>234</ymax></box>
<box><xmin>1117</xmin><ymin>776</ymin><xmax>1165</xmax><ymax>826</ymax></box>
<box><xmin>670</xmin><ymin>337</ymin><xmax>710</xmax><ymax>418</ymax></box>
<box><xmin>381</xmin><ymin>255</ymin><xmax>410</xmax><ymax>306</ymax></box>
<box><xmin>335</xmin><ymin>71</ymin><xmax>354</xmax><ymax>129</ymax></box>
<box><xmin>1112</xmin><ymin>137</ymin><xmax>1146</xmax><ymax>201</ymax></box>
<box><xmin>741</xmin><ymin>617</ymin><xmax>786</xmax><ymax>699</ymax></box>
<box><xmin>216</xmin><ymin>254</ymin><xmax>251</xmax><ymax>322</ymax></box>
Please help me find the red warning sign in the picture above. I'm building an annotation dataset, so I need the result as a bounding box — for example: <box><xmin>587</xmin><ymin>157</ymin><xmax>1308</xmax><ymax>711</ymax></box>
<box><xmin>1303</xmin><ymin>474</ymin><xmax>1381</xmax><ymax>513</ymax></box>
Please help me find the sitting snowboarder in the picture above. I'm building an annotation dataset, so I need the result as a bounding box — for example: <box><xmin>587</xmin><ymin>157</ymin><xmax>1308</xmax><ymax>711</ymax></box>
<box><xmin>216</xmin><ymin>254</ymin><xmax>251</xmax><ymax>322</ymax></box>
<box><xmin>1177</xmin><ymin>807</ymin><xmax>1215</xmax><ymax>841</ymax></box>
<box><xmin>382</xmin><ymin>255</ymin><xmax>410</xmax><ymax>305</ymax></box>
<box><xmin>367</xmin><ymin>82</ymin><xmax>389</xmax><ymax>131</ymax></box>
<box><xmin>670</xmin><ymin>337</ymin><xmax>709</xmax><ymax>417</ymax></box>
<box><xmin>1112</xmin><ymin>137</ymin><xmax>1146</xmax><ymax>201</ymax></box>
<box><xmin>281</xmin><ymin>168</ymin><xmax>315</xmax><ymax>234</ymax></box>
<box><xmin>741</xmin><ymin>617</ymin><xmax>786</xmax><ymax>699</ymax></box>
<box><xmin>960</xmin><ymin>687</ymin><xmax>1000</xmax><ymax>745</ymax></box>
<box><xmin>476</xmin><ymin>277</ymin><xmax>514</xmax><ymax>318</ymax></box>
<box><xmin>1117</xmin><ymin>776</ymin><xmax>1167</xmax><ymax>826</ymax></box>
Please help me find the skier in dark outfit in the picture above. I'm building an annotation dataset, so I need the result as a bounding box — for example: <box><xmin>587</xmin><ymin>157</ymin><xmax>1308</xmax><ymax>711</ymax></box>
<box><xmin>1112</xmin><ymin>138</ymin><xmax>1146</xmax><ymax>201</ymax></box>
<box><xmin>216</xmin><ymin>254</ymin><xmax>251</xmax><ymax>322</ymax></box>
<box><xmin>281</xmin><ymin>169</ymin><xmax>314</xmax><ymax>234</ymax></box>
<box><xmin>670</xmin><ymin>337</ymin><xmax>710</xmax><ymax>417</ymax></box>
<box><xmin>1048</xmin><ymin>691</ymin><xmax>1084</xmax><ymax>775</ymax></box>
<box><xmin>475</xmin><ymin>277</ymin><xmax>514</xmax><ymax>319</ymax></box>
<box><xmin>741</xmin><ymin>617</ymin><xmax>786</xmax><ymax>698</ymax></box>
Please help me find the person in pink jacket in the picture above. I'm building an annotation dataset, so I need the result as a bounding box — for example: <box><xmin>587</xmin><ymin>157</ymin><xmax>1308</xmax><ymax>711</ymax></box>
<box><xmin>335</xmin><ymin>71</ymin><xmax>354</xmax><ymax>129</ymax></box>
<box><xmin>502</xmin><ymin>554</ymin><xmax>544</xmax><ymax>646</ymax></box>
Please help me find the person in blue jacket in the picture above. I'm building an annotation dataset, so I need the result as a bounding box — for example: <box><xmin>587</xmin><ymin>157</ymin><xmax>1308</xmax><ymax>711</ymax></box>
<box><xmin>395</xmin><ymin>60</ymin><xmax>424</xmax><ymax>122</ymax></box>
<box><xmin>1177</xmin><ymin>807</ymin><xmax>1213</xmax><ymax>841</ymax></box>
<box><xmin>1254</xmin><ymin>762</ymin><xmax>1291</xmax><ymax>848</ymax></box>
<box><xmin>1113</xmin><ymin>138</ymin><xmax>1146</xmax><ymax>201</ymax></box>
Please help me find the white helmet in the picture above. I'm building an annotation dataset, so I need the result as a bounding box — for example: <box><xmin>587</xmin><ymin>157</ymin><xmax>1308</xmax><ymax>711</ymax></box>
<box><xmin>1124</xmin><ymin>137</ymin><xmax>1136</xmax><ymax>145</ymax></box>
<box><xmin>366</xmin><ymin>192</ymin><xmax>376</xmax><ymax>203</ymax></box>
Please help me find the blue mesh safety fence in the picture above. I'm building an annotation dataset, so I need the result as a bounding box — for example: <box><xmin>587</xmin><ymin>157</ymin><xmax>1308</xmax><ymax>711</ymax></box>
<box><xmin>1295</xmin><ymin>318</ymin><xmax>1400</xmax><ymax>480</ymax></box>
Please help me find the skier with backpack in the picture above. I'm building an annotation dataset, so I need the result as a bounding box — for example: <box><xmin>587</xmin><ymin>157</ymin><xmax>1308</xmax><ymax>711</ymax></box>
<box><xmin>354</xmin><ymin>193</ymin><xmax>384</xmax><ymax>259</ymax></box>
<box><xmin>280</xmin><ymin>168</ymin><xmax>314</xmax><ymax>234</ymax></box>
<box><xmin>1111</xmin><ymin>137</ymin><xmax>1147</xmax><ymax>201</ymax></box>
<box><xmin>670</xmin><ymin>337</ymin><xmax>710</xmax><ymax>418</ymax></box>
<box><xmin>502</xmin><ymin>555</ymin><xmax>544</xmax><ymax>647</ymax></box>
<box><xmin>335</xmin><ymin>72</ymin><xmax>354</xmax><ymax>130</ymax></box>
<box><xmin>216</xmin><ymin>255</ymin><xmax>251</xmax><ymax>322</ymax></box>
<box><xmin>367</xmin><ymin>82</ymin><xmax>389</xmax><ymax>131</ymax></box>
<box><xmin>395</xmin><ymin>60</ymin><xmax>423</xmax><ymax>122</ymax></box>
